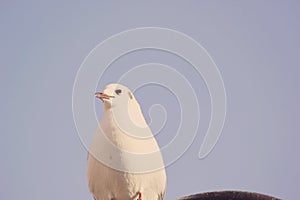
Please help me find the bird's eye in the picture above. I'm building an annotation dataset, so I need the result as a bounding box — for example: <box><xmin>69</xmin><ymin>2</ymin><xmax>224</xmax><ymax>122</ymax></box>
<box><xmin>115</xmin><ymin>89</ymin><xmax>122</xmax><ymax>95</ymax></box>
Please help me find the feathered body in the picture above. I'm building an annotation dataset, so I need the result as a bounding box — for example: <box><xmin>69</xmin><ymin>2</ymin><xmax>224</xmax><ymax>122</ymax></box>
<box><xmin>87</xmin><ymin>84</ymin><xmax>166</xmax><ymax>200</ymax></box>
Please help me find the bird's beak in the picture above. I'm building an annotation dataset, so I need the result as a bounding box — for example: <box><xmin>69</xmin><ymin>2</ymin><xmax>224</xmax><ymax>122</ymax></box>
<box><xmin>95</xmin><ymin>92</ymin><xmax>114</xmax><ymax>102</ymax></box>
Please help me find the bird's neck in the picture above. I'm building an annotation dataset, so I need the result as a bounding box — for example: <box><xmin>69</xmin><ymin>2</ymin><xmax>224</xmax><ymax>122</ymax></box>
<box><xmin>101</xmin><ymin>101</ymin><xmax>151</xmax><ymax>138</ymax></box>
<box><xmin>104</xmin><ymin>100</ymin><xmax>148</xmax><ymax>129</ymax></box>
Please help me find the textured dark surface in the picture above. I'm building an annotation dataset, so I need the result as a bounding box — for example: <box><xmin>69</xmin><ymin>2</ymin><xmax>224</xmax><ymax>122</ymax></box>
<box><xmin>177</xmin><ymin>191</ymin><xmax>280</xmax><ymax>200</ymax></box>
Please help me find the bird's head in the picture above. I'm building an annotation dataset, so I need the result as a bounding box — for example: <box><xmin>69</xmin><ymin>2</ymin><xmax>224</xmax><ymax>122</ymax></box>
<box><xmin>95</xmin><ymin>83</ymin><xmax>134</xmax><ymax>110</ymax></box>
<box><xmin>95</xmin><ymin>83</ymin><xmax>148</xmax><ymax>130</ymax></box>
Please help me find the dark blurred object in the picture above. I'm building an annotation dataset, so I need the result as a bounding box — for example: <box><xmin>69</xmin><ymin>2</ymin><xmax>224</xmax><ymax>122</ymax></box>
<box><xmin>178</xmin><ymin>191</ymin><xmax>280</xmax><ymax>200</ymax></box>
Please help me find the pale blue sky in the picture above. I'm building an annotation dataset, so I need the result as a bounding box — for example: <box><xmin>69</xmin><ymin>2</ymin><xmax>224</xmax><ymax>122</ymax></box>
<box><xmin>1</xmin><ymin>1</ymin><xmax>299</xmax><ymax>199</ymax></box>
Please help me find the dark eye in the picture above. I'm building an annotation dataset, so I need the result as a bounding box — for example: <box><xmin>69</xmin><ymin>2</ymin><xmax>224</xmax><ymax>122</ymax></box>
<box><xmin>115</xmin><ymin>89</ymin><xmax>122</xmax><ymax>95</ymax></box>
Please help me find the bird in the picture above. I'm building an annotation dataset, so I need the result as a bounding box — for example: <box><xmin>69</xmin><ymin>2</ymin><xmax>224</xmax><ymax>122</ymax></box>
<box><xmin>87</xmin><ymin>83</ymin><xmax>167</xmax><ymax>200</ymax></box>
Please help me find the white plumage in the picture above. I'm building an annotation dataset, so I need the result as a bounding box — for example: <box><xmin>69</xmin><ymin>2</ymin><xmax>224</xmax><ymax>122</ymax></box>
<box><xmin>87</xmin><ymin>84</ymin><xmax>166</xmax><ymax>200</ymax></box>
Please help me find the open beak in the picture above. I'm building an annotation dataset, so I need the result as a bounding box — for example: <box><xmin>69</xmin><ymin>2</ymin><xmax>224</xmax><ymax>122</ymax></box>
<box><xmin>95</xmin><ymin>92</ymin><xmax>114</xmax><ymax>102</ymax></box>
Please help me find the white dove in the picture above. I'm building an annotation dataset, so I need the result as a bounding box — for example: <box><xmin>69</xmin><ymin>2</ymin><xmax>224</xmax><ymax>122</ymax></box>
<box><xmin>87</xmin><ymin>84</ymin><xmax>166</xmax><ymax>200</ymax></box>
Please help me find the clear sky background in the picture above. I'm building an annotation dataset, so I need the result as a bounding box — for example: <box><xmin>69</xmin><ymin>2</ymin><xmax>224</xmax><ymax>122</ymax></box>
<box><xmin>1</xmin><ymin>1</ymin><xmax>299</xmax><ymax>200</ymax></box>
